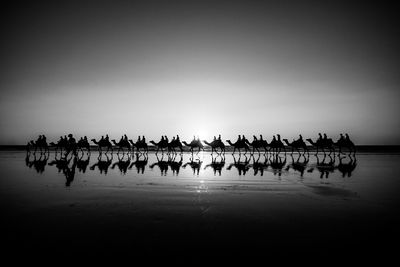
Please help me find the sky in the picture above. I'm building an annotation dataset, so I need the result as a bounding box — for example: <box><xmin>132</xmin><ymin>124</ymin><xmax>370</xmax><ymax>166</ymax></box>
<box><xmin>1</xmin><ymin>0</ymin><xmax>399</xmax><ymax>145</ymax></box>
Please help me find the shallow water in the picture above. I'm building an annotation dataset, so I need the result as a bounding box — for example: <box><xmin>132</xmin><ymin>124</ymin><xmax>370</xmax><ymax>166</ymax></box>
<box><xmin>1</xmin><ymin>150</ymin><xmax>400</xmax><ymax>258</ymax></box>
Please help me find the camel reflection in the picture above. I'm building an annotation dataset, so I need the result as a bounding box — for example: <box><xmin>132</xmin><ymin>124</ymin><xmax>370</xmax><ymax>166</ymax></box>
<box><xmin>90</xmin><ymin>153</ymin><xmax>113</xmax><ymax>175</ymax></box>
<box><xmin>226</xmin><ymin>154</ymin><xmax>250</xmax><ymax>176</ymax></box>
<box><xmin>269</xmin><ymin>154</ymin><xmax>287</xmax><ymax>177</ymax></box>
<box><xmin>285</xmin><ymin>154</ymin><xmax>310</xmax><ymax>177</ymax></box>
<box><xmin>111</xmin><ymin>154</ymin><xmax>131</xmax><ymax>175</ymax></box>
<box><xmin>183</xmin><ymin>155</ymin><xmax>203</xmax><ymax>175</ymax></box>
<box><xmin>168</xmin><ymin>153</ymin><xmax>183</xmax><ymax>176</ymax></box>
<box><xmin>149</xmin><ymin>154</ymin><xmax>169</xmax><ymax>176</ymax></box>
<box><xmin>25</xmin><ymin>152</ymin><xmax>49</xmax><ymax>174</ymax></box>
<box><xmin>204</xmin><ymin>154</ymin><xmax>226</xmax><ymax>176</ymax></box>
<box><xmin>249</xmin><ymin>154</ymin><xmax>269</xmax><ymax>176</ymax></box>
<box><xmin>48</xmin><ymin>154</ymin><xmax>77</xmax><ymax>186</ymax></box>
<box><xmin>76</xmin><ymin>154</ymin><xmax>90</xmax><ymax>173</ymax></box>
<box><xmin>307</xmin><ymin>154</ymin><xmax>336</xmax><ymax>179</ymax></box>
<box><xmin>129</xmin><ymin>153</ymin><xmax>148</xmax><ymax>174</ymax></box>
<box><xmin>337</xmin><ymin>155</ymin><xmax>357</xmax><ymax>177</ymax></box>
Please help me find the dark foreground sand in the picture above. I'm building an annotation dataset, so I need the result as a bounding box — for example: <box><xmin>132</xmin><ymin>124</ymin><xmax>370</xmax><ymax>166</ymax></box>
<box><xmin>1</xmin><ymin>152</ymin><xmax>400</xmax><ymax>262</ymax></box>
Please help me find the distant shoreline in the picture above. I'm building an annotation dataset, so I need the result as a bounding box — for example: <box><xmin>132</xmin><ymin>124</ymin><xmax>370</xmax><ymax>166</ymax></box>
<box><xmin>2</xmin><ymin>145</ymin><xmax>400</xmax><ymax>153</ymax></box>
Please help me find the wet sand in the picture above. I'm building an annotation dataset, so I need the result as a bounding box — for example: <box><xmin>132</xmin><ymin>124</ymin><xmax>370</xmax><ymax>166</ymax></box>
<box><xmin>1</xmin><ymin>151</ymin><xmax>399</xmax><ymax>261</ymax></box>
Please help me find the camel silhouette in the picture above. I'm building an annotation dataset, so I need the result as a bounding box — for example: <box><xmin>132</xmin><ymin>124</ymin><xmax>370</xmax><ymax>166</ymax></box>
<box><xmin>182</xmin><ymin>140</ymin><xmax>204</xmax><ymax>153</ymax></box>
<box><xmin>269</xmin><ymin>135</ymin><xmax>286</xmax><ymax>154</ymax></box>
<box><xmin>128</xmin><ymin>153</ymin><xmax>148</xmax><ymax>174</ymax></box>
<box><xmin>29</xmin><ymin>136</ymin><xmax>49</xmax><ymax>154</ymax></box>
<box><xmin>249</xmin><ymin>154</ymin><xmax>269</xmax><ymax>176</ymax></box>
<box><xmin>91</xmin><ymin>138</ymin><xmax>113</xmax><ymax>154</ymax></box>
<box><xmin>337</xmin><ymin>154</ymin><xmax>357</xmax><ymax>177</ymax></box>
<box><xmin>182</xmin><ymin>155</ymin><xmax>203</xmax><ymax>175</ymax></box>
<box><xmin>48</xmin><ymin>153</ymin><xmax>77</xmax><ymax>186</ymax></box>
<box><xmin>150</xmin><ymin>137</ymin><xmax>183</xmax><ymax>153</ymax></box>
<box><xmin>285</xmin><ymin>154</ymin><xmax>309</xmax><ymax>177</ymax></box>
<box><xmin>226</xmin><ymin>139</ymin><xmax>250</xmax><ymax>154</ymax></box>
<box><xmin>203</xmin><ymin>139</ymin><xmax>225</xmax><ymax>154</ymax></box>
<box><xmin>282</xmin><ymin>138</ymin><xmax>308</xmax><ymax>155</ymax></box>
<box><xmin>245</xmin><ymin>136</ymin><xmax>269</xmax><ymax>154</ymax></box>
<box><xmin>77</xmin><ymin>138</ymin><xmax>91</xmax><ymax>155</ymax></box>
<box><xmin>111</xmin><ymin>153</ymin><xmax>131</xmax><ymax>175</ymax></box>
<box><xmin>204</xmin><ymin>154</ymin><xmax>226</xmax><ymax>176</ymax></box>
<box><xmin>111</xmin><ymin>139</ymin><xmax>131</xmax><ymax>154</ymax></box>
<box><xmin>149</xmin><ymin>154</ymin><xmax>169</xmax><ymax>175</ymax></box>
<box><xmin>90</xmin><ymin>153</ymin><xmax>113</xmax><ymax>175</ymax></box>
<box><xmin>226</xmin><ymin>154</ymin><xmax>251</xmax><ymax>176</ymax></box>
<box><xmin>335</xmin><ymin>134</ymin><xmax>356</xmax><ymax>155</ymax></box>
<box><xmin>128</xmin><ymin>139</ymin><xmax>149</xmax><ymax>153</ymax></box>
<box><xmin>168</xmin><ymin>139</ymin><xmax>184</xmax><ymax>153</ymax></box>
<box><xmin>306</xmin><ymin>135</ymin><xmax>335</xmax><ymax>155</ymax></box>
<box><xmin>49</xmin><ymin>137</ymin><xmax>68</xmax><ymax>154</ymax></box>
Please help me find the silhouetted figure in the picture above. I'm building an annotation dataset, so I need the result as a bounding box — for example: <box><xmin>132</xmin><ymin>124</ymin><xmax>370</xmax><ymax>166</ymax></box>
<box><xmin>76</xmin><ymin>153</ymin><xmax>90</xmax><ymax>173</ymax></box>
<box><xmin>203</xmin><ymin>138</ymin><xmax>225</xmax><ymax>154</ymax></box>
<box><xmin>91</xmin><ymin>136</ymin><xmax>113</xmax><ymax>154</ymax></box>
<box><xmin>183</xmin><ymin>138</ymin><xmax>204</xmax><ymax>153</ymax></box>
<box><xmin>250</xmin><ymin>154</ymin><xmax>269</xmax><ymax>176</ymax></box>
<box><xmin>270</xmin><ymin>154</ymin><xmax>287</xmax><ymax>177</ymax></box>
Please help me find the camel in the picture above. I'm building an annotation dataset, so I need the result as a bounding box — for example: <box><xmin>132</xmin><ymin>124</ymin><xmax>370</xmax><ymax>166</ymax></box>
<box><xmin>128</xmin><ymin>153</ymin><xmax>148</xmax><ymax>174</ymax></box>
<box><xmin>49</xmin><ymin>138</ymin><xmax>68</xmax><ymax>154</ymax></box>
<box><xmin>335</xmin><ymin>135</ymin><xmax>356</xmax><ymax>155</ymax></box>
<box><xmin>269</xmin><ymin>135</ymin><xmax>286</xmax><ymax>154</ymax></box>
<box><xmin>282</xmin><ymin>138</ymin><xmax>308</xmax><ymax>155</ymax></box>
<box><xmin>91</xmin><ymin>138</ymin><xmax>113</xmax><ymax>154</ymax></box>
<box><xmin>168</xmin><ymin>139</ymin><xmax>183</xmax><ymax>153</ymax></box>
<box><xmin>128</xmin><ymin>139</ymin><xmax>149</xmax><ymax>153</ymax></box>
<box><xmin>204</xmin><ymin>154</ymin><xmax>225</xmax><ymax>176</ymax></box>
<box><xmin>77</xmin><ymin>138</ymin><xmax>91</xmax><ymax>155</ymax></box>
<box><xmin>29</xmin><ymin>138</ymin><xmax>49</xmax><ymax>154</ymax></box>
<box><xmin>245</xmin><ymin>137</ymin><xmax>269</xmax><ymax>154</ymax></box>
<box><xmin>111</xmin><ymin>139</ymin><xmax>131</xmax><ymax>154</ymax></box>
<box><xmin>182</xmin><ymin>140</ymin><xmax>204</xmax><ymax>153</ymax></box>
<box><xmin>90</xmin><ymin>153</ymin><xmax>113</xmax><ymax>175</ymax></box>
<box><xmin>226</xmin><ymin>140</ymin><xmax>250</xmax><ymax>154</ymax></box>
<box><xmin>150</xmin><ymin>140</ymin><xmax>169</xmax><ymax>153</ymax></box>
<box><xmin>226</xmin><ymin>154</ymin><xmax>251</xmax><ymax>176</ymax></box>
<box><xmin>203</xmin><ymin>139</ymin><xmax>225</xmax><ymax>154</ymax></box>
<box><xmin>306</xmin><ymin>137</ymin><xmax>335</xmax><ymax>155</ymax></box>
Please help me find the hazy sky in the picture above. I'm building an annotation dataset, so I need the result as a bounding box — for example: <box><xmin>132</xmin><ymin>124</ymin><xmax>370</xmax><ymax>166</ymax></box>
<box><xmin>1</xmin><ymin>0</ymin><xmax>399</xmax><ymax>145</ymax></box>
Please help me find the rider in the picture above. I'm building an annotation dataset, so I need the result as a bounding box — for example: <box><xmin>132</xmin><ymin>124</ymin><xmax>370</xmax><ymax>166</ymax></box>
<box><xmin>218</xmin><ymin>134</ymin><xmax>221</xmax><ymax>141</ymax></box>
<box><xmin>142</xmin><ymin>136</ymin><xmax>146</xmax><ymax>143</ymax></box>
<box><xmin>105</xmin><ymin>134</ymin><xmax>109</xmax><ymax>142</ymax></box>
<box><xmin>176</xmin><ymin>135</ymin><xmax>180</xmax><ymax>142</ymax></box>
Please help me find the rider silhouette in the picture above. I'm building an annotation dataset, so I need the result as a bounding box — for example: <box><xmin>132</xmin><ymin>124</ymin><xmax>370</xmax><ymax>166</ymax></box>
<box><xmin>142</xmin><ymin>136</ymin><xmax>146</xmax><ymax>143</ymax></box>
<box><xmin>218</xmin><ymin>134</ymin><xmax>221</xmax><ymax>141</ymax></box>
<box><xmin>176</xmin><ymin>135</ymin><xmax>180</xmax><ymax>141</ymax></box>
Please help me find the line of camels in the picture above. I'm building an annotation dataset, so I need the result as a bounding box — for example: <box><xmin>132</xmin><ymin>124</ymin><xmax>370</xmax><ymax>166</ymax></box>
<box><xmin>25</xmin><ymin>151</ymin><xmax>357</xmax><ymax>187</ymax></box>
<box><xmin>27</xmin><ymin>133</ymin><xmax>356</xmax><ymax>156</ymax></box>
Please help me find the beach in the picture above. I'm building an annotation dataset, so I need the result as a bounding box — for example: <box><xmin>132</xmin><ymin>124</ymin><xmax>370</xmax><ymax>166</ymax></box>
<box><xmin>1</xmin><ymin>151</ymin><xmax>399</xmax><ymax>261</ymax></box>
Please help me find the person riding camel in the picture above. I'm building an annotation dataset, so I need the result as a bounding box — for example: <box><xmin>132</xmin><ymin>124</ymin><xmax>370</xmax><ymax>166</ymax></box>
<box><xmin>176</xmin><ymin>135</ymin><xmax>180</xmax><ymax>142</ymax></box>
<box><xmin>105</xmin><ymin>134</ymin><xmax>109</xmax><ymax>142</ymax></box>
<box><xmin>142</xmin><ymin>136</ymin><xmax>146</xmax><ymax>144</ymax></box>
<box><xmin>218</xmin><ymin>134</ymin><xmax>221</xmax><ymax>141</ymax></box>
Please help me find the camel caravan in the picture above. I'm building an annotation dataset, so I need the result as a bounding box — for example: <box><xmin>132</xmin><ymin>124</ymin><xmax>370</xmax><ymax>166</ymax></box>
<box><xmin>26</xmin><ymin>132</ymin><xmax>356</xmax><ymax>156</ymax></box>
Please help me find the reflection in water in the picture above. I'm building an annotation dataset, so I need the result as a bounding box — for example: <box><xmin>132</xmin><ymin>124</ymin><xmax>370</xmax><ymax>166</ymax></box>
<box><xmin>204</xmin><ymin>154</ymin><xmax>225</xmax><ymax>176</ymax></box>
<box><xmin>90</xmin><ymin>153</ymin><xmax>113</xmax><ymax>175</ymax></box>
<box><xmin>183</xmin><ymin>155</ymin><xmax>203</xmax><ymax>176</ymax></box>
<box><xmin>25</xmin><ymin>151</ymin><xmax>359</xmax><ymax>185</ymax></box>
<box><xmin>128</xmin><ymin>153</ymin><xmax>148</xmax><ymax>174</ymax></box>
<box><xmin>227</xmin><ymin>154</ymin><xmax>250</xmax><ymax>176</ymax></box>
